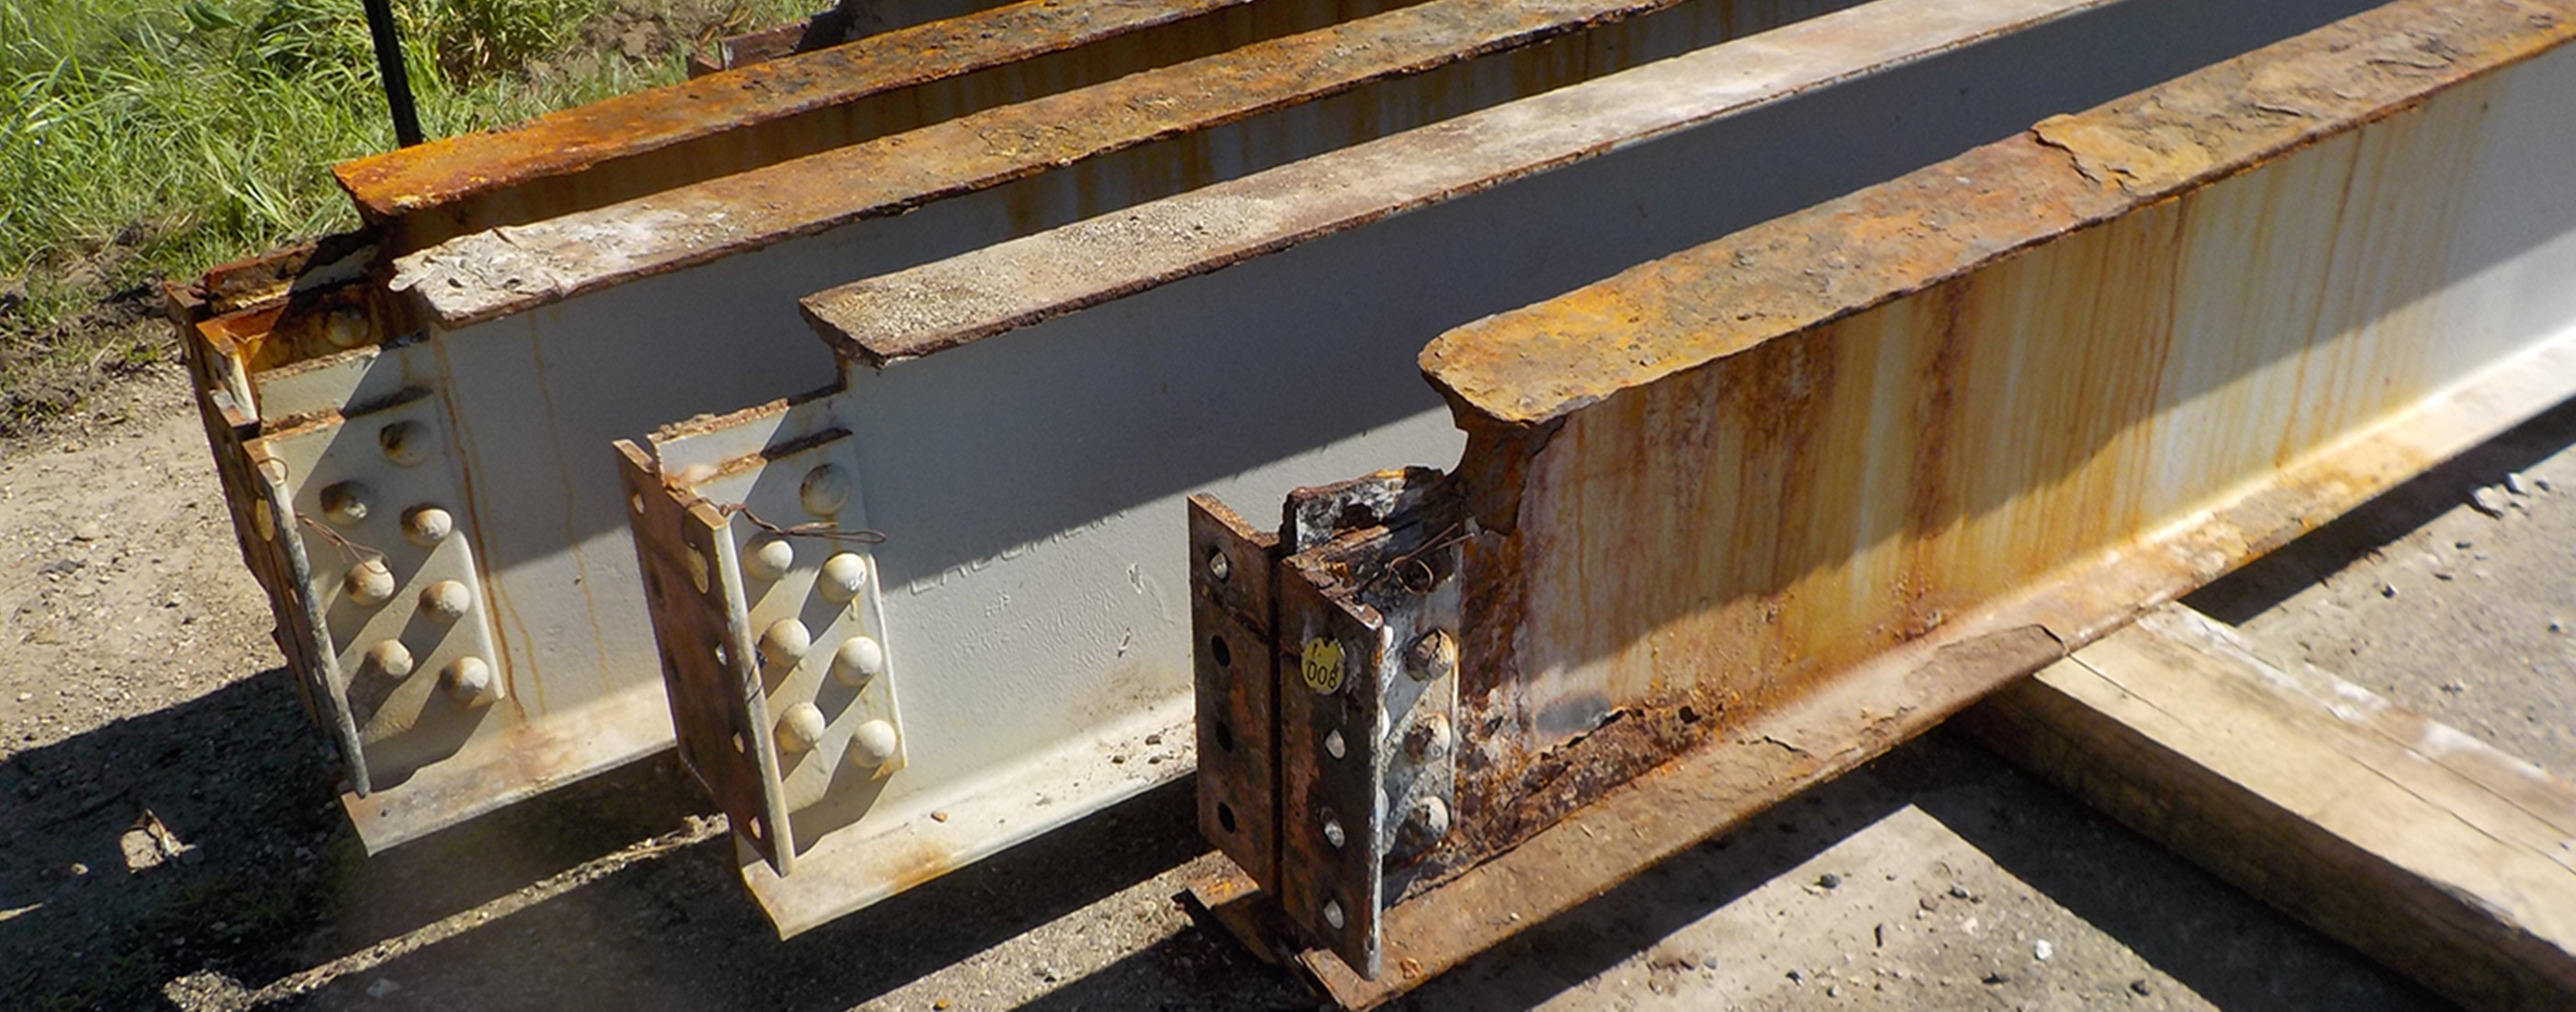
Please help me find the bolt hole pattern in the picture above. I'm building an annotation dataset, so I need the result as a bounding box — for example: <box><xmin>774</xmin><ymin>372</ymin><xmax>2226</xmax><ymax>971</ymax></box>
<box><xmin>1216</xmin><ymin>802</ymin><xmax>1237</xmax><ymax>834</ymax></box>
<box><xmin>1208</xmin><ymin>635</ymin><xmax>1232</xmax><ymax>668</ymax></box>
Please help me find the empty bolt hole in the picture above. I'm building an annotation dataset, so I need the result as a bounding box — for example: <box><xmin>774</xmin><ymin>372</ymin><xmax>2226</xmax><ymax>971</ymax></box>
<box><xmin>1209</xmin><ymin>635</ymin><xmax>1232</xmax><ymax>668</ymax></box>
<box><xmin>1213</xmin><ymin>719</ymin><xmax>1235</xmax><ymax>753</ymax></box>
<box><xmin>1216</xmin><ymin>802</ymin><xmax>1237</xmax><ymax>834</ymax></box>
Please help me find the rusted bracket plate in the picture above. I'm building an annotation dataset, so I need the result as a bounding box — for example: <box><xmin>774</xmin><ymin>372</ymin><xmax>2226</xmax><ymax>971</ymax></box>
<box><xmin>615</xmin><ymin>443</ymin><xmax>793</xmax><ymax>869</ymax></box>
<box><xmin>1266</xmin><ymin>470</ymin><xmax>1463</xmax><ymax>977</ymax></box>
<box><xmin>1190</xmin><ymin>495</ymin><xmax>1284</xmax><ymax>891</ymax></box>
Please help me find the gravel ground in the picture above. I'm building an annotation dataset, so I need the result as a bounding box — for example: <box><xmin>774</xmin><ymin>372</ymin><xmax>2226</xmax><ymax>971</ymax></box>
<box><xmin>9</xmin><ymin>369</ymin><xmax>2567</xmax><ymax>1011</ymax></box>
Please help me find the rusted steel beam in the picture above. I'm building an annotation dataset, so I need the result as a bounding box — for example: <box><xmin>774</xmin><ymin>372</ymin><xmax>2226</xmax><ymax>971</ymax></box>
<box><xmin>1197</xmin><ymin>0</ymin><xmax>2576</xmax><ymax>989</ymax></box>
<box><xmin>390</xmin><ymin>0</ymin><xmax>1866</xmax><ymax>327</ymax></box>
<box><xmin>667</xmin><ymin>0</ymin><xmax>2382</xmax><ymax>935</ymax></box>
<box><xmin>337</xmin><ymin>0</ymin><xmax>1432</xmax><ymax>252</ymax></box>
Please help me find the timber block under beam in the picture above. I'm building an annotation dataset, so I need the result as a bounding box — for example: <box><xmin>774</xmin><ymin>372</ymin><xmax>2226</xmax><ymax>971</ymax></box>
<box><xmin>1963</xmin><ymin>604</ymin><xmax>2576</xmax><ymax>1012</ymax></box>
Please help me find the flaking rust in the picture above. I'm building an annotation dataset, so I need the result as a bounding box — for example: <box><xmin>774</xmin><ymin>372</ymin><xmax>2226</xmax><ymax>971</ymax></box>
<box><xmin>1201</xmin><ymin>0</ymin><xmax>2576</xmax><ymax>998</ymax></box>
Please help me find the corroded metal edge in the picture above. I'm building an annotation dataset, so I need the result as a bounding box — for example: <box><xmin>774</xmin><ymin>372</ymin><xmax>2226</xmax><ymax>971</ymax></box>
<box><xmin>391</xmin><ymin>0</ymin><xmax>1733</xmax><ymax>328</ymax></box>
<box><xmin>802</xmin><ymin>0</ymin><xmax>2126</xmax><ymax>365</ymax></box>
<box><xmin>1190</xmin><ymin>494</ymin><xmax>1285</xmax><ymax>892</ymax></box>
<box><xmin>1420</xmin><ymin>0</ymin><xmax>2576</xmax><ymax>427</ymax></box>
<box><xmin>334</xmin><ymin>0</ymin><xmax>1250</xmax><ymax>226</ymax></box>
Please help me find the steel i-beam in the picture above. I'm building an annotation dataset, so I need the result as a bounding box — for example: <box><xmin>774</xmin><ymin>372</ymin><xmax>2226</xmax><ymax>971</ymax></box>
<box><xmin>1180</xmin><ymin>0</ymin><xmax>2576</xmax><ymax>998</ymax></box>
<box><xmin>631</xmin><ymin>0</ymin><xmax>2392</xmax><ymax>933</ymax></box>
<box><xmin>177</xmin><ymin>0</ymin><xmax>1884</xmax><ymax>853</ymax></box>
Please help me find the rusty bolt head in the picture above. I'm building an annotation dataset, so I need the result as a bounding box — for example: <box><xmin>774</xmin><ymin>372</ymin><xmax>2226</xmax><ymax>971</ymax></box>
<box><xmin>744</xmin><ymin>537</ymin><xmax>795</xmax><ymax>581</ymax></box>
<box><xmin>800</xmin><ymin>465</ymin><xmax>852</xmax><ymax>516</ymax></box>
<box><xmin>774</xmin><ymin>701</ymin><xmax>827</xmax><ymax>754</ymax></box>
<box><xmin>403</xmin><ymin>506</ymin><xmax>454</xmax><ymax>546</ymax></box>
<box><xmin>832</xmin><ymin>636</ymin><xmax>886</xmax><ymax>686</ymax></box>
<box><xmin>319</xmin><ymin>482</ymin><xmax>371</xmax><ymax>525</ymax></box>
<box><xmin>363</xmin><ymin>640</ymin><xmax>414</xmax><ymax>679</ymax></box>
<box><xmin>1405</xmin><ymin>629</ymin><xmax>1457</xmax><ymax>683</ymax></box>
<box><xmin>849</xmin><ymin>719</ymin><xmax>900</xmax><ymax>771</ymax></box>
<box><xmin>419</xmin><ymin>580</ymin><xmax>473</xmax><ymax>623</ymax></box>
<box><xmin>442</xmin><ymin>656</ymin><xmax>498</xmax><ymax>706</ymax></box>
<box><xmin>760</xmin><ymin>618</ymin><xmax>812</xmax><ymax>666</ymax></box>
<box><xmin>1404</xmin><ymin>713</ymin><xmax>1452</xmax><ymax>763</ymax></box>
<box><xmin>344</xmin><ymin>558</ymin><xmax>395</xmax><ymax>607</ymax></box>
<box><xmin>819</xmin><ymin>553</ymin><xmax>868</xmax><ymax>602</ymax></box>
<box><xmin>378</xmin><ymin>420</ymin><xmax>432</xmax><ymax>466</ymax></box>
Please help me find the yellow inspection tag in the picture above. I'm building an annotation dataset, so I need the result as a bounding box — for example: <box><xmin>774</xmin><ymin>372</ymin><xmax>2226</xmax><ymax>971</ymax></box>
<box><xmin>1300</xmin><ymin>638</ymin><xmax>1346</xmax><ymax>695</ymax></box>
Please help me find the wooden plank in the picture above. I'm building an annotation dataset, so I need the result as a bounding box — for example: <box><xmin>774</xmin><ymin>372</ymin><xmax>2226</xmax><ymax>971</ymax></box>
<box><xmin>1963</xmin><ymin>604</ymin><xmax>2576</xmax><ymax>1012</ymax></box>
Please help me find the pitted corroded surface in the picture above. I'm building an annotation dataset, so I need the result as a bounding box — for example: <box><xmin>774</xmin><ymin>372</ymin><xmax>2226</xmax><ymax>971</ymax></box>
<box><xmin>1421</xmin><ymin>0</ymin><xmax>2576</xmax><ymax>428</ymax></box>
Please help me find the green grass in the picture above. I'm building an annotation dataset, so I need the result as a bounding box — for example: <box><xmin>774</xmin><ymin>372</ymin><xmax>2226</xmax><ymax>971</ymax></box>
<box><xmin>0</xmin><ymin>0</ymin><xmax>809</xmax><ymax>431</ymax></box>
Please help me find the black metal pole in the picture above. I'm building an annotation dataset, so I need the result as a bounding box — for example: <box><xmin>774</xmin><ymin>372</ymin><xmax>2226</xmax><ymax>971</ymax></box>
<box><xmin>361</xmin><ymin>0</ymin><xmax>425</xmax><ymax>147</ymax></box>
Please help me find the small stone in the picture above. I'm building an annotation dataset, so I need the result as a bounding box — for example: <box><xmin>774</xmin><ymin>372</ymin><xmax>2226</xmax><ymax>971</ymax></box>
<box><xmin>2455</xmin><ymin>539</ymin><xmax>2475</xmax><ymax>550</ymax></box>
<box><xmin>1144</xmin><ymin>733</ymin><xmax>1163</xmax><ymax>745</ymax></box>
<box><xmin>2380</xmin><ymin>582</ymin><xmax>2399</xmax><ymax>598</ymax></box>
<box><xmin>2033</xmin><ymin>939</ymin><xmax>2053</xmax><ymax>961</ymax></box>
<box><xmin>2537</xmin><ymin>477</ymin><xmax>2558</xmax><ymax>493</ymax></box>
<box><xmin>934</xmin><ymin>1001</ymin><xmax>951</xmax><ymax>1011</ymax></box>
<box><xmin>1948</xmin><ymin>883</ymin><xmax>1975</xmax><ymax>901</ymax></box>
<box><xmin>1827</xmin><ymin>983</ymin><xmax>1842</xmax><ymax>997</ymax></box>
<box><xmin>2130</xmin><ymin>979</ymin><xmax>2154</xmax><ymax>996</ymax></box>
<box><xmin>2505</xmin><ymin>472</ymin><xmax>2531</xmax><ymax>496</ymax></box>
<box><xmin>1816</xmin><ymin>871</ymin><xmax>1843</xmax><ymax>890</ymax></box>
<box><xmin>2433</xmin><ymin>570</ymin><xmax>2455</xmax><ymax>581</ymax></box>
<box><xmin>2443</xmin><ymin>680</ymin><xmax>2468</xmax><ymax>694</ymax></box>
<box><xmin>367</xmin><ymin>978</ymin><xmax>401</xmax><ymax>999</ymax></box>
<box><xmin>929</xmin><ymin>811</ymin><xmax>950</xmax><ymax>822</ymax></box>
<box><xmin>1982</xmin><ymin>970</ymin><xmax>2011</xmax><ymax>985</ymax></box>
<box><xmin>13</xmin><ymin>692</ymin><xmax>27</xmax><ymax>702</ymax></box>
<box><xmin>1787</xmin><ymin>969</ymin><xmax>1805</xmax><ymax>983</ymax></box>
<box><xmin>70</xmin><ymin>521</ymin><xmax>104</xmax><ymax>542</ymax></box>
<box><xmin>2549</xmin><ymin>619</ymin><xmax>2566</xmax><ymax>635</ymax></box>
<box><xmin>66</xmin><ymin>862</ymin><xmax>88</xmax><ymax>877</ymax></box>
<box><xmin>2471</xmin><ymin>487</ymin><xmax>2510</xmax><ymax>517</ymax></box>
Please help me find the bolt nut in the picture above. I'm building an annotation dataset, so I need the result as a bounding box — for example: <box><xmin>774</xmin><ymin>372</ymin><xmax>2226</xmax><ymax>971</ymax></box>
<box><xmin>1408</xmin><ymin>796</ymin><xmax>1452</xmax><ymax>842</ymax></box>
<box><xmin>344</xmin><ymin>558</ymin><xmax>395</xmax><ymax>607</ymax></box>
<box><xmin>379</xmin><ymin>420</ymin><xmax>432</xmax><ymax>466</ymax></box>
<box><xmin>848</xmin><ymin>719</ymin><xmax>900</xmax><ymax>771</ymax></box>
<box><xmin>760</xmin><ymin>618</ymin><xmax>812</xmax><ymax>666</ymax></box>
<box><xmin>1404</xmin><ymin>713</ymin><xmax>1453</xmax><ymax>763</ymax></box>
<box><xmin>323</xmin><ymin>308</ymin><xmax>368</xmax><ymax>349</ymax></box>
<box><xmin>745</xmin><ymin>537</ymin><xmax>795</xmax><ymax>581</ymax></box>
<box><xmin>443</xmin><ymin>656</ymin><xmax>499</xmax><ymax>705</ymax></box>
<box><xmin>800</xmin><ymin>465</ymin><xmax>852</xmax><ymax>516</ymax></box>
<box><xmin>774</xmin><ymin>701</ymin><xmax>827</xmax><ymax>754</ymax></box>
<box><xmin>403</xmin><ymin>506</ymin><xmax>454</xmax><ymax>546</ymax></box>
<box><xmin>831</xmin><ymin>636</ymin><xmax>886</xmax><ymax>686</ymax></box>
<box><xmin>319</xmin><ymin>482</ymin><xmax>371</xmax><ymax>525</ymax></box>
<box><xmin>1405</xmin><ymin>628</ymin><xmax>1458</xmax><ymax>683</ymax></box>
<box><xmin>419</xmin><ymin>580</ymin><xmax>473</xmax><ymax>623</ymax></box>
<box><xmin>818</xmin><ymin>553</ymin><xmax>868</xmax><ymax>602</ymax></box>
<box><xmin>363</xmin><ymin>640</ymin><xmax>414</xmax><ymax>679</ymax></box>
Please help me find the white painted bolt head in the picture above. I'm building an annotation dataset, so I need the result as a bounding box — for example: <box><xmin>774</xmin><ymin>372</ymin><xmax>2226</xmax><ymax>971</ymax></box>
<box><xmin>364</xmin><ymin>640</ymin><xmax>415</xmax><ymax>679</ymax></box>
<box><xmin>403</xmin><ymin>506</ymin><xmax>454</xmax><ymax>546</ymax></box>
<box><xmin>1405</xmin><ymin>713</ymin><xmax>1452</xmax><ymax>763</ymax></box>
<box><xmin>1321</xmin><ymin>812</ymin><xmax>1346</xmax><ymax>849</ymax></box>
<box><xmin>443</xmin><ymin>656</ymin><xmax>498</xmax><ymax>705</ymax></box>
<box><xmin>759</xmin><ymin>618</ymin><xmax>812</xmax><ymax>666</ymax></box>
<box><xmin>344</xmin><ymin>558</ymin><xmax>395</xmax><ymax>607</ymax></box>
<box><xmin>818</xmin><ymin>553</ymin><xmax>868</xmax><ymax>602</ymax></box>
<box><xmin>831</xmin><ymin>636</ymin><xmax>886</xmax><ymax>686</ymax></box>
<box><xmin>848</xmin><ymin>719</ymin><xmax>900</xmax><ymax>770</ymax></box>
<box><xmin>379</xmin><ymin>420</ymin><xmax>431</xmax><ymax>466</ymax></box>
<box><xmin>744</xmin><ymin>537</ymin><xmax>795</xmax><ymax>581</ymax></box>
<box><xmin>319</xmin><ymin>482</ymin><xmax>371</xmax><ymax>525</ymax></box>
<box><xmin>774</xmin><ymin>701</ymin><xmax>827</xmax><ymax>754</ymax></box>
<box><xmin>1410</xmin><ymin>796</ymin><xmax>1453</xmax><ymax>840</ymax></box>
<box><xmin>420</xmin><ymin>580</ymin><xmax>473</xmax><ymax>623</ymax></box>
<box><xmin>323</xmin><ymin>308</ymin><xmax>368</xmax><ymax>349</ymax></box>
<box><xmin>1323</xmin><ymin>900</ymin><xmax>1346</xmax><ymax>930</ymax></box>
<box><xmin>800</xmin><ymin>465</ymin><xmax>852</xmax><ymax>515</ymax></box>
